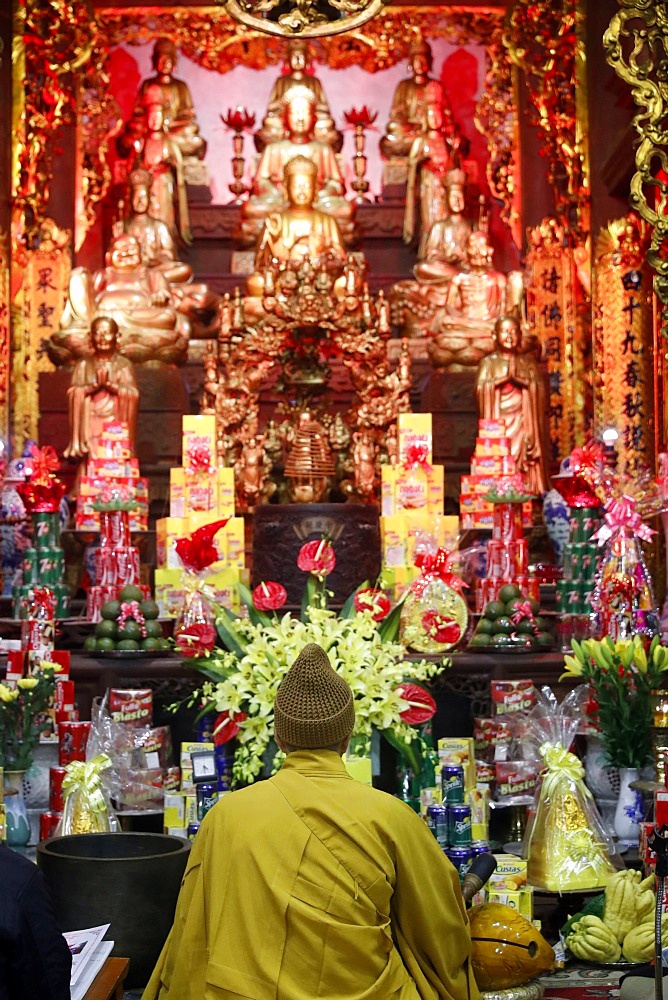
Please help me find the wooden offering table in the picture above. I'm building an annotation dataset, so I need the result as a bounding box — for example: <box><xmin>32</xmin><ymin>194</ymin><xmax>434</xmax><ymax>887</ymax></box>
<box><xmin>84</xmin><ymin>956</ymin><xmax>129</xmax><ymax>1000</ymax></box>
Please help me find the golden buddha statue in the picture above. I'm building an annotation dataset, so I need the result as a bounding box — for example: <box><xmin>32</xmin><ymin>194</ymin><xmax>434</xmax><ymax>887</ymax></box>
<box><xmin>256</xmin><ymin>40</ymin><xmax>342</xmax><ymax>153</ymax></box>
<box><xmin>246</xmin><ymin>155</ymin><xmax>347</xmax><ymax>306</ymax></box>
<box><xmin>380</xmin><ymin>40</ymin><xmax>452</xmax><ymax>161</ymax></box>
<box><xmin>64</xmin><ymin>316</ymin><xmax>139</xmax><ymax>461</ymax></box>
<box><xmin>133</xmin><ymin>37</ymin><xmax>206</xmax><ymax>163</ymax></box>
<box><xmin>125</xmin><ymin>168</ymin><xmax>218</xmax><ymax>338</ymax></box>
<box><xmin>403</xmin><ymin>81</ymin><xmax>454</xmax><ymax>252</ymax></box>
<box><xmin>428</xmin><ymin>230</ymin><xmax>528</xmax><ymax>368</ymax></box>
<box><xmin>390</xmin><ymin>166</ymin><xmax>472</xmax><ymax>338</ymax></box>
<box><xmin>235</xmin><ymin>434</ymin><xmax>268</xmax><ymax>509</ymax></box>
<box><xmin>352</xmin><ymin>429</ymin><xmax>377</xmax><ymax>499</ymax></box>
<box><xmin>237</xmin><ymin>84</ymin><xmax>354</xmax><ymax>248</ymax></box>
<box><xmin>49</xmin><ymin>233</ymin><xmax>190</xmax><ymax>367</ymax></box>
<box><xmin>476</xmin><ymin>314</ymin><xmax>551</xmax><ymax>494</ymax></box>
<box><xmin>136</xmin><ymin>90</ymin><xmax>191</xmax><ymax>245</ymax></box>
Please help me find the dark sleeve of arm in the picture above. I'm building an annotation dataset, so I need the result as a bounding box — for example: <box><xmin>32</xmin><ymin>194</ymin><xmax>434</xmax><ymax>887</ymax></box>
<box><xmin>14</xmin><ymin>867</ymin><xmax>72</xmax><ymax>1000</ymax></box>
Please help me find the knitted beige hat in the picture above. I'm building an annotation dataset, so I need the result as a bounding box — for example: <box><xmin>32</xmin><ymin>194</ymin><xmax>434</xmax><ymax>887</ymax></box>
<box><xmin>274</xmin><ymin>643</ymin><xmax>355</xmax><ymax>749</ymax></box>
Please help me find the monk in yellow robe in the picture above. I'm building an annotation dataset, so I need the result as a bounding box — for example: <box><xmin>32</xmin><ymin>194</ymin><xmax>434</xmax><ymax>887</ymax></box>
<box><xmin>143</xmin><ymin>643</ymin><xmax>480</xmax><ymax>1000</ymax></box>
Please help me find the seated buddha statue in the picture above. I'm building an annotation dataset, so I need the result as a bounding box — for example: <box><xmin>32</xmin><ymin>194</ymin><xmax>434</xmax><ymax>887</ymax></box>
<box><xmin>476</xmin><ymin>314</ymin><xmax>551</xmax><ymax>494</ymax></box>
<box><xmin>124</xmin><ymin>168</ymin><xmax>219</xmax><ymax>338</ymax></box>
<box><xmin>64</xmin><ymin>315</ymin><xmax>139</xmax><ymax>462</ymax></box>
<box><xmin>246</xmin><ymin>156</ymin><xmax>347</xmax><ymax>319</ymax></box>
<box><xmin>237</xmin><ymin>84</ymin><xmax>354</xmax><ymax>248</ymax></box>
<box><xmin>428</xmin><ymin>230</ymin><xmax>532</xmax><ymax>369</ymax></box>
<box><xmin>390</xmin><ymin>166</ymin><xmax>471</xmax><ymax>337</ymax></box>
<box><xmin>255</xmin><ymin>39</ymin><xmax>342</xmax><ymax>153</ymax></box>
<box><xmin>124</xmin><ymin>37</ymin><xmax>206</xmax><ymax>164</ymax></box>
<box><xmin>48</xmin><ymin>233</ymin><xmax>190</xmax><ymax>367</ymax></box>
<box><xmin>380</xmin><ymin>40</ymin><xmax>452</xmax><ymax>161</ymax></box>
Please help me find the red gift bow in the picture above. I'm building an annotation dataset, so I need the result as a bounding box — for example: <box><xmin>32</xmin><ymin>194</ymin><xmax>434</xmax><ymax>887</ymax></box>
<box><xmin>185</xmin><ymin>443</ymin><xmax>213</xmax><ymax>477</ymax></box>
<box><xmin>511</xmin><ymin>601</ymin><xmax>535</xmax><ymax>625</ymax></box>
<box><xmin>395</xmin><ymin>683</ymin><xmax>437</xmax><ymax>725</ymax></box>
<box><xmin>28</xmin><ymin>444</ymin><xmax>60</xmax><ymax>484</ymax></box>
<box><xmin>592</xmin><ymin>495</ymin><xmax>655</xmax><ymax>546</ymax></box>
<box><xmin>413</xmin><ymin>548</ymin><xmax>467</xmax><ymax>595</ymax></box>
<box><xmin>402</xmin><ymin>443</ymin><xmax>432</xmax><ymax>472</ymax></box>
<box><xmin>570</xmin><ymin>440</ymin><xmax>605</xmax><ymax>475</ymax></box>
<box><xmin>30</xmin><ymin>587</ymin><xmax>55</xmax><ymax>618</ymax></box>
<box><xmin>175</xmin><ymin>519</ymin><xmax>230</xmax><ymax>573</ymax></box>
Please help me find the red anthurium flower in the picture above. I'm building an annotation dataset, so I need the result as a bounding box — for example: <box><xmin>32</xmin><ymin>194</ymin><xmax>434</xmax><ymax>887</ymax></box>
<box><xmin>395</xmin><ymin>683</ymin><xmax>437</xmax><ymax>725</ymax></box>
<box><xmin>174</xmin><ymin>622</ymin><xmax>217</xmax><ymax>658</ymax></box>
<box><xmin>297</xmin><ymin>539</ymin><xmax>336</xmax><ymax>578</ymax></box>
<box><xmin>253</xmin><ymin>581</ymin><xmax>288</xmax><ymax>612</ymax></box>
<box><xmin>353</xmin><ymin>588</ymin><xmax>391</xmax><ymax>622</ymax></box>
<box><xmin>213</xmin><ymin>710</ymin><xmax>247</xmax><ymax>744</ymax></box>
<box><xmin>421</xmin><ymin>609</ymin><xmax>461</xmax><ymax>645</ymax></box>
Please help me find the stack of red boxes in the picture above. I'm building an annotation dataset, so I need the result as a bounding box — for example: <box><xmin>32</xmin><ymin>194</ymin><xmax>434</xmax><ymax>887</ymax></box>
<box><xmin>460</xmin><ymin>420</ymin><xmax>532</xmax><ymax>530</ymax></box>
<box><xmin>74</xmin><ymin>421</ymin><xmax>148</xmax><ymax>532</ymax></box>
<box><xmin>474</xmin><ymin>498</ymin><xmax>540</xmax><ymax>613</ymax></box>
<box><xmin>86</xmin><ymin>508</ymin><xmax>149</xmax><ymax>621</ymax></box>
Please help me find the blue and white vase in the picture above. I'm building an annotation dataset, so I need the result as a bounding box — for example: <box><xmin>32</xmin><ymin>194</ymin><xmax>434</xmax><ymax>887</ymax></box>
<box><xmin>542</xmin><ymin>487</ymin><xmax>570</xmax><ymax>564</ymax></box>
<box><xmin>613</xmin><ymin>767</ymin><xmax>644</xmax><ymax>848</ymax></box>
<box><xmin>4</xmin><ymin>770</ymin><xmax>31</xmax><ymax>847</ymax></box>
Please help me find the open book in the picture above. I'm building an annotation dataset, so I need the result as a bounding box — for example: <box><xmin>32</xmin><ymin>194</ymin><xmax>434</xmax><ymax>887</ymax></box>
<box><xmin>64</xmin><ymin>923</ymin><xmax>114</xmax><ymax>1000</ymax></box>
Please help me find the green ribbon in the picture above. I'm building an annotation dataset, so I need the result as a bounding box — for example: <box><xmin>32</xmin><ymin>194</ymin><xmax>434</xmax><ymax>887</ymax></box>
<box><xmin>62</xmin><ymin>753</ymin><xmax>112</xmax><ymax>813</ymax></box>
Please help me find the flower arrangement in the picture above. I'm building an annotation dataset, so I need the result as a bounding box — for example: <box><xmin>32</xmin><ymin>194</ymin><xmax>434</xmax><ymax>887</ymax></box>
<box><xmin>0</xmin><ymin>661</ymin><xmax>59</xmax><ymax>770</ymax></box>
<box><xmin>91</xmin><ymin>483</ymin><xmax>138</xmax><ymax>512</ymax></box>
<box><xmin>179</xmin><ymin>538</ymin><xmax>448</xmax><ymax>786</ymax></box>
<box><xmin>560</xmin><ymin>635</ymin><xmax>668</xmax><ymax>769</ymax></box>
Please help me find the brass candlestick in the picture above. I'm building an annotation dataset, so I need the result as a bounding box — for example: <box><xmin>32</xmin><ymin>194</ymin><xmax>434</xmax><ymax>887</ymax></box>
<box><xmin>221</xmin><ymin>107</ymin><xmax>256</xmax><ymax>204</ymax></box>
<box><xmin>343</xmin><ymin>106</ymin><xmax>377</xmax><ymax>204</ymax></box>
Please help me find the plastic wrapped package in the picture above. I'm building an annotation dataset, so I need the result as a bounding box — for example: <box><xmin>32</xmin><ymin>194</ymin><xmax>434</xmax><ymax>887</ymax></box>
<box><xmin>88</xmin><ymin>694</ymin><xmax>176</xmax><ymax>811</ymax></box>
<box><xmin>520</xmin><ymin>687</ymin><xmax>619</xmax><ymax>890</ymax></box>
<box><xmin>56</xmin><ymin>753</ymin><xmax>120</xmax><ymax>835</ymax></box>
<box><xmin>399</xmin><ymin>548</ymin><xmax>468</xmax><ymax>654</ymax></box>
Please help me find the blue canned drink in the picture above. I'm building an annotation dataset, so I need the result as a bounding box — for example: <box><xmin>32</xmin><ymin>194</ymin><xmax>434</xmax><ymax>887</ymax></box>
<box><xmin>470</xmin><ymin>841</ymin><xmax>491</xmax><ymax>857</ymax></box>
<box><xmin>445</xmin><ymin>846</ymin><xmax>473</xmax><ymax>880</ymax></box>
<box><xmin>196</xmin><ymin>782</ymin><xmax>219</xmax><ymax>821</ymax></box>
<box><xmin>187</xmin><ymin>822</ymin><xmax>200</xmax><ymax>840</ymax></box>
<box><xmin>196</xmin><ymin>715</ymin><xmax>215</xmax><ymax>742</ymax></box>
<box><xmin>427</xmin><ymin>804</ymin><xmax>448</xmax><ymax>847</ymax></box>
<box><xmin>441</xmin><ymin>764</ymin><xmax>465</xmax><ymax>804</ymax></box>
<box><xmin>448</xmin><ymin>804</ymin><xmax>472</xmax><ymax>846</ymax></box>
<box><xmin>215</xmin><ymin>745</ymin><xmax>234</xmax><ymax>791</ymax></box>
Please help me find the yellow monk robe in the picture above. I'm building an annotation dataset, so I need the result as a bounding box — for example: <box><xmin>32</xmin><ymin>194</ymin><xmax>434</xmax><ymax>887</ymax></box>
<box><xmin>143</xmin><ymin>750</ymin><xmax>480</xmax><ymax>1000</ymax></box>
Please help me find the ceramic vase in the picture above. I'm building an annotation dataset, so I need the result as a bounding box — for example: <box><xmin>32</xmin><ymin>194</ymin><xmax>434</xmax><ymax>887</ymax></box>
<box><xmin>4</xmin><ymin>769</ymin><xmax>31</xmax><ymax>847</ymax></box>
<box><xmin>613</xmin><ymin>766</ymin><xmax>644</xmax><ymax>848</ymax></box>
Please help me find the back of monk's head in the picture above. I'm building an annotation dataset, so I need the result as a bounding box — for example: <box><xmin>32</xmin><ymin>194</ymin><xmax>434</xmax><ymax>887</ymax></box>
<box><xmin>274</xmin><ymin>642</ymin><xmax>354</xmax><ymax>750</ymax></box>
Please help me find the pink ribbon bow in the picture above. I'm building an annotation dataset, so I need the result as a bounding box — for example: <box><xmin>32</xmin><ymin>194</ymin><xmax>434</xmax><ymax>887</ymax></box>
<box><xmin>592</xmin><ymin>495</ymin><xmax>655</xmax><ymax>546</ymax></box>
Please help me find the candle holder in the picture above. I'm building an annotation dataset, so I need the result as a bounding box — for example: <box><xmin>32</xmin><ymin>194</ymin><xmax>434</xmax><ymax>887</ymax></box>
<box><xmin>343</xmin><ymin>106</ymin><xmax>377</xmax><ymax>204</ymax></box>
<box><xmin>221</xmin><ymin>107</ymin><xmax>256</xmax><ymax>205</ymax></box>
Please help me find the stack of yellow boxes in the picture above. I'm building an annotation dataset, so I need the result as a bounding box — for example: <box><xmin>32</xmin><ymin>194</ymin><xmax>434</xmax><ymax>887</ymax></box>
<box><xmin>154</xmin><ymin>416</ymin><xmax>245</xmax><ymax>616</ymax></box>
<box><xmin>74</xmin><ymin>420</ymin><xmax>149</xmax><ymax>531</ymax></box>
<box><xmin>380</xmin><ymin>414</ymin><xmax>459</xmax><ymax>601</ymax></box>
<box><xmin>459</xmin><ymin>419</ymin><xmax>531</xmax><ymax>530</ymax></box>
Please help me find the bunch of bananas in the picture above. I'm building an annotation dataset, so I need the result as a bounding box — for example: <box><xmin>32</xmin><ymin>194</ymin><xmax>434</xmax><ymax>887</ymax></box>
<box><xmin>565</xmin><ymin>870</ymin><xmax>661</xmax><ymax>964</ymax></box>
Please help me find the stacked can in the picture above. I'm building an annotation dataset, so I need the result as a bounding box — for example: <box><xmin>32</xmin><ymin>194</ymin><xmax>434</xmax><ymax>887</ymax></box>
<box><xmin>13</xmin><ymin>511</ymin><xmax>69</xmax><ymax>619</ymax></box>
<box><xmin>474</xmin><ymin>500</ymin><xmax>540</xmax><ymax>613</ymax></box>
<box><xmin>39</xmin><ymin>765</ymin><xmax>67</xmax><ymax>841</ymax></box>
<box><xmin>556</xmin><ymin>506</ymin><xmax>601</xmax><ymax>615</ymax></box>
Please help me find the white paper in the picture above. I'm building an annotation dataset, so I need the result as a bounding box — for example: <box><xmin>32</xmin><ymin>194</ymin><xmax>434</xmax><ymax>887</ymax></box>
<box><xmin>70</xmin><ymin>940</ymin><xmax>114</xmax><ymax>1000</ymax></box>
<box><xmin>64</xmin><ymin>923</ymin><xmax>111</xmax><ymax>988</ymax></box>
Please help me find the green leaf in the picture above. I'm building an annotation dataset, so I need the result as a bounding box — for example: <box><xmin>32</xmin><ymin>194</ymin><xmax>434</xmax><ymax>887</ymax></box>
<box><xmin>215</xmin><ymin>610</ymin><xmax>248</xmax><ymax>658</ymax></box>
<box><xmin>378</xmin><ymin>594</ymin><xmax>407</xmax><ymax>643</ymax></box>
<box><xmin>382</xmin><ymin>727</ymin><xmax>423</xmax><ymax>777</ymax></box>
<box><xmin>301</xmin><ymin>573</ymin><xmax>320</xmax><ymax>622</ymax></box>
<box><xmin>561</xmin><ymin>892</ymin><xmax>605</xmax><ymax>939</ymax></box>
